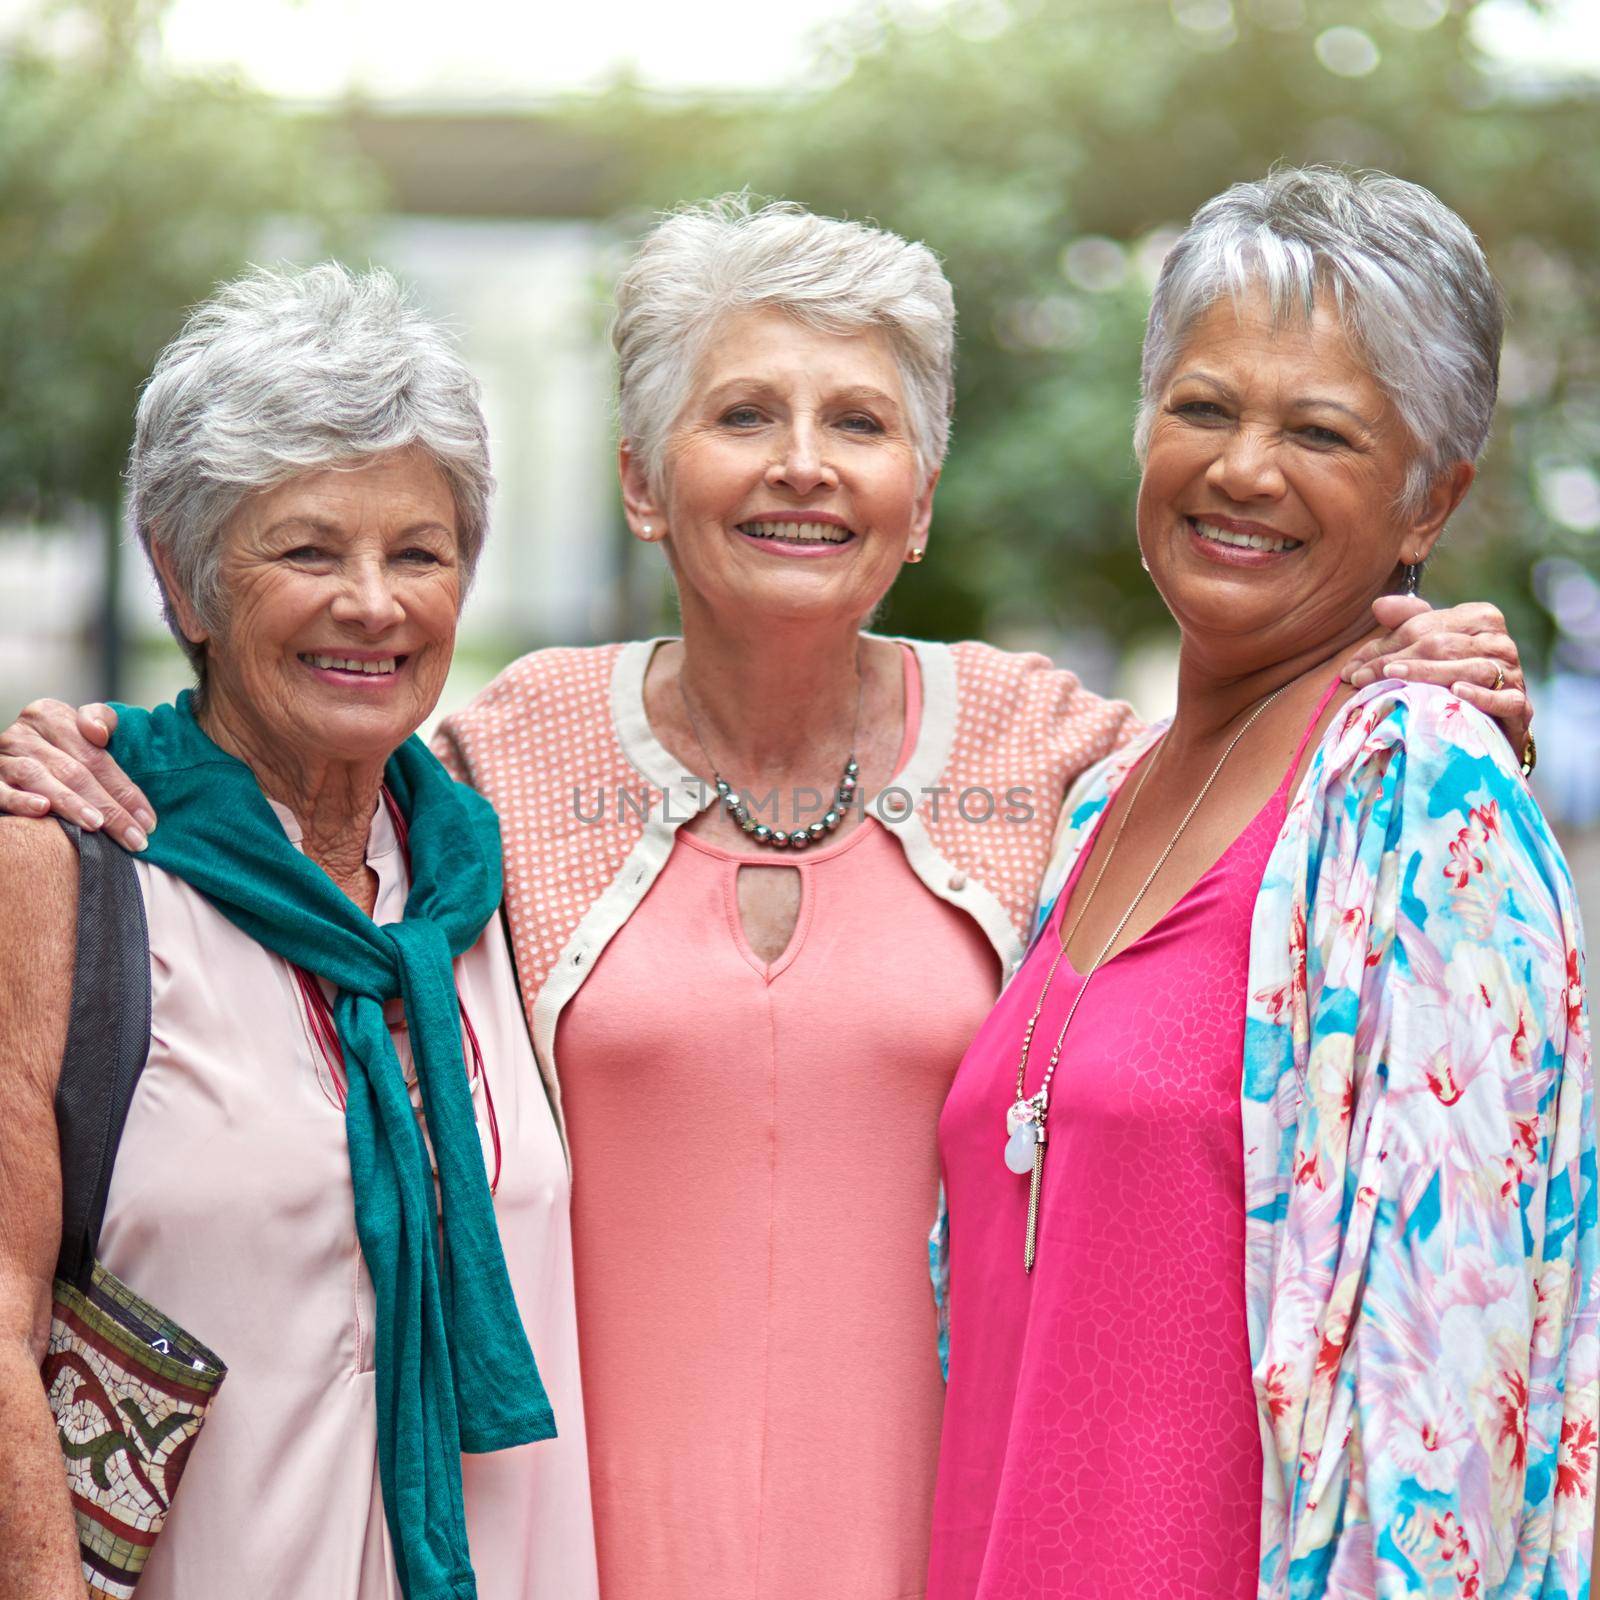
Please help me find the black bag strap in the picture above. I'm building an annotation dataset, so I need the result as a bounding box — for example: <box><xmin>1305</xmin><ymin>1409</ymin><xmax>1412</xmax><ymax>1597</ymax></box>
<box><xmin>53</xmin><ymin>821</ymin><xmax>152</xmax><ymax>1289</ymax></box>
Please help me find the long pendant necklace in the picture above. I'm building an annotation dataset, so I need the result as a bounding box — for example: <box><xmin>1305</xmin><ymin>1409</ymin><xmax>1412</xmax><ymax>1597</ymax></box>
<box><xmin>678</xmin><ymin>650</ymin><xmax>865</xmax><ymax>852</ymax></box>
<box><xmin>1007</xmin><ymin>685</ymin><xmax>1287</xmax><ymax>1272</ymax></box>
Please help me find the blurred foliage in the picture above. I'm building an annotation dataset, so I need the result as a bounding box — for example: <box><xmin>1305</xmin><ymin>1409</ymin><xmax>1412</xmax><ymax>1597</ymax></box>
<box><xmin>3</xmin><ymin>0</ymin><xmax>1596</xmax><ymax>674</ymax></box>
<box><xmin>566</xmin><ymin>0</ymin><xmax>1600</xmax><ymax>662</ymax></box>
<box><xmin>0</xmin><ymin>0</ymin><xmax>380</xmax><ymax>523</ymax></box>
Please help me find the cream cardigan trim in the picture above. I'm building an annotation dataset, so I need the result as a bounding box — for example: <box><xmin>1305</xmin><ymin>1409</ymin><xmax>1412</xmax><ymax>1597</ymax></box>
<box><xmin>434</xmin><ymin>635</ymin><xmax>1136</xmax><ymax>1149</ymax></box>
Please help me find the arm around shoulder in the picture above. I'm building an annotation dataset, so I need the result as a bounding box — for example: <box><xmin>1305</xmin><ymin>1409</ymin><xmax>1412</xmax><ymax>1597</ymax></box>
<box><xmin>0</xmin><ymin>818</ymin><xmax>89</xmax><ymax>1599</ymax></box>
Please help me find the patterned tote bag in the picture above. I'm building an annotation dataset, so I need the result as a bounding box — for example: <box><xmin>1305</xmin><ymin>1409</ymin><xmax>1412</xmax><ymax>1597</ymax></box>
<box><xmin>43</xmin><ymin>824</ymin><xmax>226</xmax><ymax>1597</ymax></box>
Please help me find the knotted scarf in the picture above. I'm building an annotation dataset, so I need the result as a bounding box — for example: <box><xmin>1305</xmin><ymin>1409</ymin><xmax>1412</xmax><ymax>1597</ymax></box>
<box><xmin>110</xmin><ymin>693</ymin><xmax>555</xmax><ymax>1600</ymax></box>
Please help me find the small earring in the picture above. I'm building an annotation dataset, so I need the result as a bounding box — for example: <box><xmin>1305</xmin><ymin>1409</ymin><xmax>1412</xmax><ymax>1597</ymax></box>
<box><xmin>1401</xmin><ymin>558</ymin><xmax>1422</xmax><ymax>596</ymax></box>
<box><xmin>906</xmin><ymin>547</ymin><xmax>926</xmax><ymax>564</ymax></box>
<box><xmin>1140</xmin><ymin>555</ymin><xmax>1151</xmax><ymax>573</ymax></box>
<box><xmin>641</xmin><ymin>522</ymin><xmax>654</xmax><ymax>538</ymax></box>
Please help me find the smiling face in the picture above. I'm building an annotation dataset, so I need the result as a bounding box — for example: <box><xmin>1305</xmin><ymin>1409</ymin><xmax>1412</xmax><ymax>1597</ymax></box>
<box><xmin>1137</xmin><ymin>288</ymin><xmax>1472</xmax><ymax>674</ymax></box>
<box><xmin>622</xmin><ymin>306</ymin><xmax>937</xmax><ymax>630</ymax></box>
<box><xmin>164</xmin><ymin>447</ymin><xmax>463</xmax><ymax>777</ymax></box>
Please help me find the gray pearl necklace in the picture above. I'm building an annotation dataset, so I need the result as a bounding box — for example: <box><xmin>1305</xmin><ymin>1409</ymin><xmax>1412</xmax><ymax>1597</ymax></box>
<box><xmin>713</xmin><ymin>757</ymin><xmax>858</xmax><ymax>850</ymax></box>
<box><xmin>680</xmin><ymin>656</ymin><xmax>863</xmax><ymax>852</ymax></box>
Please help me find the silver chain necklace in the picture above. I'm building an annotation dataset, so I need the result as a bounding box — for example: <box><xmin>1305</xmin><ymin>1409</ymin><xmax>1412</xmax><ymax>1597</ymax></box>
<box><xmin>1006</xmin><ymin>684</ymin><xmax>1287</xmax><ymax>1272</ymax></box>
<box><xmin>678</xmin><ymin>652</ymin><xmax>865</xmax><ymax>852</ymax></box>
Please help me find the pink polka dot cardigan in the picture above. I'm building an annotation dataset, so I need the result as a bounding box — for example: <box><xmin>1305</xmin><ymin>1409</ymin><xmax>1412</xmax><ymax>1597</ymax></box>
<box><xmin>432</xmin><ymin>635</ymin><xmax>1137</xmax><ymax>1139</ymax></box>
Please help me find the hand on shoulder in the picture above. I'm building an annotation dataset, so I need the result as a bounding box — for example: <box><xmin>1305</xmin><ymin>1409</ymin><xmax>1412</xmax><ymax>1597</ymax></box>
<box><xmin>1324</xmin><ymin>676</ymin><xmax>1521</xmax><ymax>785</ymax></box>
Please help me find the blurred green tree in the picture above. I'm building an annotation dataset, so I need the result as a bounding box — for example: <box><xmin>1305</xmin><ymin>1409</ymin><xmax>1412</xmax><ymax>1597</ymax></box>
<box><xmin>0</xmin><ymin>0</ymin><xmax>378</xmax><ymax>691</ymax></box>
<box><xmin>572</xmin><ymin>0</ymin><xmax>1600</xmax><ymax>666</ymax></box>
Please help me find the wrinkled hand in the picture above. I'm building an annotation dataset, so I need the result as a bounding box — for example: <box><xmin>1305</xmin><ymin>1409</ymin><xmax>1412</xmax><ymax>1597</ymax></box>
<box><xmin>0</xmin><ymin>701</ymin><xmax>153</xmax><ymax>849</ymax></box>
<box><xmin>1343</xmin><ymin>596</ymin><xmax>1532</xmax><ymax>755</ymax></box>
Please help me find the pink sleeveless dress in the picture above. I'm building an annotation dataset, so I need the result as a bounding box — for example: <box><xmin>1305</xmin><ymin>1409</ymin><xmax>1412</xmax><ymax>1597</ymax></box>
<box><xmin>928</xmin><ymin>689</ymin><xmax>1335</xmax><ymax>1600</ymax></box>
<box><xmin>557</xmin><ymin>647</ymin><xmax>1002</xmax><ymax>1600</ymax></box>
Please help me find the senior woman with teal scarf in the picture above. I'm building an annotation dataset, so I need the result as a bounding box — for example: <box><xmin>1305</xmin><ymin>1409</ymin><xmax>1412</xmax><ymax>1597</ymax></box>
<box><xmin>0</xmin><ymin>266</ymin><xmax>596</xmax><ymax>1599</ymax></box>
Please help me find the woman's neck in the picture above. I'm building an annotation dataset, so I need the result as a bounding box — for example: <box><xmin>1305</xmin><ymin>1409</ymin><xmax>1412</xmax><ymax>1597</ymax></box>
<box><xmin>672</xmin><ymin>599</ymin><xmax>869</xmax><ymax>777</ymax></box>
<box><xmin>1167</xmin><ymin>613</ymin><xmax>1381</xmax><ymax>754</ymax></box>
<box><xmin>198</xmin><ymin>696</ymin><xmax>384</xmax><ymax>896</ymax></box>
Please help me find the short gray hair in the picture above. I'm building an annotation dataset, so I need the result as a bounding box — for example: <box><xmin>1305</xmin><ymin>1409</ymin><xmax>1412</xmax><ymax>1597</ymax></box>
<box><xmin>1136</xmin><ymin>166</ymin><xmax>1504</xmax><ymax>512</ymax></box>
<box><xmin>612</xmin><ymin>194</ymin><xmax>956</xmax><ymax>487</ymax></box>
<box><xmin>130</xmin><ymin>261</ymin><xmax>493</xmax><ymax>669</ymax></box>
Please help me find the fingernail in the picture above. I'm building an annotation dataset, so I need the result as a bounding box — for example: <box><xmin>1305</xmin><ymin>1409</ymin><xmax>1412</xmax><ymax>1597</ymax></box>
<box><xmin>82</xmin><ymin>807</ymin><xmax>104</xmax><ymax>830</ymax></box>
<box><xmin>135</xmin><ymin>808</ymin><xmax>156</xmax><ymax>831</ymax></box>
<box><xmin>1389</xmin><ymin>663</ymin><xmax>1409</xmax><ymax>676</ymax></box>
<box><xmin>123</xmin><ymin>825</ymin><xmax>148</xmax><ymax>852</ymax></box>
<box><xmin>1348</xmin><ymin>668</ymin><xmax>1370</xmax><ymax>686</ymax></box>
<box><xmin>91</xmin><ymin>720</ymin><xmax>108</xmax><ymax>738</ymax></box>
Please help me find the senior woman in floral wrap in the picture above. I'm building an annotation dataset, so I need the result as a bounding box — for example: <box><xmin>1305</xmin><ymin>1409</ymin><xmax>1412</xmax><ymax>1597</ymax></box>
<box><xmin>931</xmin><ymin>168</ymin><xmax>1594</xmax><ymax>1599</ymax></box>
<box><xmin>0</xmin><ymin>265</ymin><xmax>595</xmax><ymax>1600</ymax></box>
<box><xmin>0</xmin><ymin>198</ymin><xmax>1536</xmax><ymax>1599</ymax></box>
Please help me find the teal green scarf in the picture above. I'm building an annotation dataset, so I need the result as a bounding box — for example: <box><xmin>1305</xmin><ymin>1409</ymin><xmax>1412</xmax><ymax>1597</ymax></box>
<box><xmin>111</xmin><ymin>694</ymin><xmax>555</xmax><ymax>1600</ymax></box>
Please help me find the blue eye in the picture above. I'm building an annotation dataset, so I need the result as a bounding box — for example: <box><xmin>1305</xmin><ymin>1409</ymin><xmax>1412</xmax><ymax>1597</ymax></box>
<box><xmin>1175</xmin><ymin>401</ymin><xmax>1225</xmax><ymax>420</ymax></box>
<box><xmin>839</xmin><ymin>414</ymin><xmax>884</xmax><ymax>434</ymax></box>
<box><xmin>722</xmin><ymin>406</ymin><xmax>763</xmax><ymax>427</ymax></box>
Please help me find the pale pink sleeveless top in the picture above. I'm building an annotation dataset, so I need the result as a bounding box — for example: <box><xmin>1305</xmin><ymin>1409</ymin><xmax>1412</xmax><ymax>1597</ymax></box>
<box><xmin>557</xmin><ymin>647</ymin><xmax>1002</xmax><ymax>1600</ymax></box>
<box><xmin>929</xmin><ymin>688</ymin><xmax>1337</xmax><ymax>1600</ymax></box>
<box><xmin>97</xmin><ymin>798</ymin><xmax>599</xmax><ymax>1600</ymax></box>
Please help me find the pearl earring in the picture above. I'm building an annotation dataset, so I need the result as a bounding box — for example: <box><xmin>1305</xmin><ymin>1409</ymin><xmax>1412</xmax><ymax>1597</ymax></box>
<box><xmin>906</xmin><ymin>547</ymin><xmax>926</xmax><ymax>564</ymax></box>
<box><xmin>642</xmin><ymin>522</ymin><xmax>654</xmax><ymax>537</ymax></box>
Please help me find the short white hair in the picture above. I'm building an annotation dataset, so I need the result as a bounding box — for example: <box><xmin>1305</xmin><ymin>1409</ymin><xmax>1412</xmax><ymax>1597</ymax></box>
<box><xmin>129</xmin><ymin>261</ymin><xmax>493</xmax><ymax>671</ymax></box>
<box><xmin>612</xmin><ymin>194</ymin><xmax>956</xmax><ymax>487</ymax></box>
<box><xmin>1137</xmin><ymin>166</ymin><xmax>1504</xmax><ymax>512</ymax></box>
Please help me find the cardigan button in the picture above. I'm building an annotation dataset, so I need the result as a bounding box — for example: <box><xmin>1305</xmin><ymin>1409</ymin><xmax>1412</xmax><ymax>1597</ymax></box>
<box><xmin>948</xmin><ymin>872</ymin><xmax>968</xmax><ymax>891</ymax></box>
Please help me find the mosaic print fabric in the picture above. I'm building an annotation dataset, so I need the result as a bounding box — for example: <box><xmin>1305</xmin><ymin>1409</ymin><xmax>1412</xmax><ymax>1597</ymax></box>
<box><xmin>45</xmin><ymin>1264</ymin><xmax>225</xmax><ymax>1597</ymax></box>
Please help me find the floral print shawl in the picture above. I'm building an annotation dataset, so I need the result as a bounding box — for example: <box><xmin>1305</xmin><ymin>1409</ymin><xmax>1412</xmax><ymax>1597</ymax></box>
<box><xmin>932</xmin><ymin>681</ymin><xmax>1595</xmax><ymax>1597</ymax></box>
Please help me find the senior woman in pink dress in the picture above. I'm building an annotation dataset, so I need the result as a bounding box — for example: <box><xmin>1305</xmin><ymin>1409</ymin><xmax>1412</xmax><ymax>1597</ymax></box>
<box><xmin>930</xmin><ymin>169</ymin><xmax>1593</xmax><ymax>1599</ymax></box>
<box><xmin>0</xmin><ymin>199</ymin><xmax>1534</xmax><ymax>1599</ymax></box>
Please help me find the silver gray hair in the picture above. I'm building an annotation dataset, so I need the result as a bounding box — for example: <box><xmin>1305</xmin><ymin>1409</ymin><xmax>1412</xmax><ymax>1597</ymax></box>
<box><xmin>129</xmin><ymin>261</ymin><xmax>493</xmax><ymax>669</ymax></box>
<box><xmin>1136</xmin><ymin>166</ymin><xmax>1504</xmax><ymax>512</ymax></box>
<box><xmin>612</xmin><ymin>194</ymin><xmax>956</xmax><ymax>488</ymax></box>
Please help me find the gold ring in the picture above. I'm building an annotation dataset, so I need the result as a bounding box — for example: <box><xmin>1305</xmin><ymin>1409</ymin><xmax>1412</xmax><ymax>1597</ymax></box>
<box><xmin>1493</xmin><ymin>663</ymin><xmax>1506</xmax><ymax>693</ymax></box>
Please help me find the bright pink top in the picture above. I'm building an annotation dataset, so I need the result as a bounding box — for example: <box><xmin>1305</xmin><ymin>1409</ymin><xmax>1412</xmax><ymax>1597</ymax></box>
<box><xmin>928</xmin><ymin>698</ymin><xmax>1332</xmax><ymax>1600</ymax></box>
<box><xmin>557</xmin><ymin>647</ymin><xmax>1001</xmax><ymax>1600</ymax></box>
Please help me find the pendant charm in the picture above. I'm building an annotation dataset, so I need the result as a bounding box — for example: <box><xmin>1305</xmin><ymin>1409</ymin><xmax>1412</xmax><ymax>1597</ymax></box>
<box><xmin>1004</xmin><ymin>1117</ymin><xmax>1040</xmax><ymax>1175</ymax></box>
<box><xmin>1002</xmin><ymin>1090</ymin><xmax>1047</xmax><ymax>1174</ymax></box>
<box><xmin>1003</xmin><ymin>1091</ymin><xmax>1049</xmax><ymax>1270</ymax></box>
